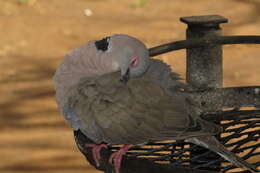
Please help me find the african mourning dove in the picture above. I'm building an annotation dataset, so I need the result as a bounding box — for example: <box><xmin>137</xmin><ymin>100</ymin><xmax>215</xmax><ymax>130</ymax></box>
<box><xmin>53</xmin><ymin>34</ymin><xmax>258</xmax><ymax>173</ymax></box>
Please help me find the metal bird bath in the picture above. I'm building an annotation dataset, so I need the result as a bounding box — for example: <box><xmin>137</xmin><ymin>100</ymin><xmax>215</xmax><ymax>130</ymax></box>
<box><xmin>74</xmin><ymin>15</ymin><xmax>260</xmax><ymax>173</ymax></box>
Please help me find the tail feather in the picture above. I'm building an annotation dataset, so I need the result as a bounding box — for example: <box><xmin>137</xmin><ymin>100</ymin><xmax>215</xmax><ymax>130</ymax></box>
<box><xmin>186</xmin><ymin>136</ymin><xmax>258</xmax><ymax>173</ymax></box>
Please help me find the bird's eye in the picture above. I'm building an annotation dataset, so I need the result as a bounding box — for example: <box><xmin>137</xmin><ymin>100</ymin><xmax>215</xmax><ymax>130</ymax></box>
<box><xmin>130</xmin><ymin>56</ymin><xmax>139</xmax><ymax>67</ymax></box>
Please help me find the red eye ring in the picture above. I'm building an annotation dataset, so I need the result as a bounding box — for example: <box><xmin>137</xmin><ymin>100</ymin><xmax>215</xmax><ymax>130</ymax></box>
<box><xmin>130</xmin><ymin>56</ymin><xmax>139</xmax><ymax>67</ymax></box>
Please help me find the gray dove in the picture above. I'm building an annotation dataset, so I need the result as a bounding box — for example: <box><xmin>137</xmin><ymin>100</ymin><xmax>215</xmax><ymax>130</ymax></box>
<box><xmin>53</xmin><ymin>34</ymin><xmax>258</xmax><ymax>173</ymax></box>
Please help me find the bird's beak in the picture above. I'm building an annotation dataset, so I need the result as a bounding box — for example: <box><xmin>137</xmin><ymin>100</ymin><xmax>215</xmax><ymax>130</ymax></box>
<box><xmin>120</xmin><ymin>68</ymin><xmax>130</xmax><ymax>84</ymax></box>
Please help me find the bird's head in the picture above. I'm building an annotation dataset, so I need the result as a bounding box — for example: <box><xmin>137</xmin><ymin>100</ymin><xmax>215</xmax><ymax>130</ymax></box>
<box><xmin>95</xmin><ymin>34</ymin><xmax>150</xmax><ymax>84</ymax></box>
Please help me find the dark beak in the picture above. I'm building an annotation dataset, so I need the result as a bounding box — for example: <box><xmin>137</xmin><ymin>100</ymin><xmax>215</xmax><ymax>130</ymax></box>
<box><xmin>120</xmin><ymin>68</ymin><xmax>130</xmax><ymax>84</ymax></box>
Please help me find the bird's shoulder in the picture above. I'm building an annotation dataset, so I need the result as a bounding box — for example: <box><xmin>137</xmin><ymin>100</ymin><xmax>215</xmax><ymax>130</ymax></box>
<box><xmin>146</xmin><ymin>59</ymin><xmax>188</xmax><ymax>91</ymax></box>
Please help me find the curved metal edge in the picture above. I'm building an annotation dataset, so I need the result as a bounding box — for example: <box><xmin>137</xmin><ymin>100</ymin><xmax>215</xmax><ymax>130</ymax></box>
<box><xmin>149</xmin><ymin>36</ymin><xmax>260</xmax><ymax>57</ymax></box>
<box><xmin>202</xmin><ymin>109</ymin><xmax>260</xmax><ymax>121</ymax></box>
<box><xmin>187</xmin><ymin>86</ymin><xmax>260</xmax><ymax>113</ymax></box>
<box><xmin>74</xmin><ymin>130</ymin><xmax>217</xmax><ymax>173</ymax></box>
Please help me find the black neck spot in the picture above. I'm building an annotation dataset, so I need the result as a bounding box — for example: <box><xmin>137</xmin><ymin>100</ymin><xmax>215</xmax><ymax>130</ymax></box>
<box><xmin>95</xmin><ymin>37</ymin><xmax>110</xmax><ymax>51</ymax></box>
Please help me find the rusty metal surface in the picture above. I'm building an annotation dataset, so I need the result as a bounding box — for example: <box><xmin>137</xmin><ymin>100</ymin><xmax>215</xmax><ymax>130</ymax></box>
<box><xmin>180</xmin><ymin>15</ymin><xmax>228</xmax><ymax>26</ymax></box>
<box><xmin>189</xmin><ymin>86</ymin><xmax>260</xmax><ymax>112</ymax></box>
<box><xmin>182</xmin><ymin>15</ymin><xmax>224</xmax><ymax>171</ymax></box>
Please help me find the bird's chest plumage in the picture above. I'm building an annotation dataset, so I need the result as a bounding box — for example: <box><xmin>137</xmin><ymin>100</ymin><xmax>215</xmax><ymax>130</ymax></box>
<box><xmin>69</xmin><ymin>72</ymin><xmax>173</xmax><ymax>144</ymax></box>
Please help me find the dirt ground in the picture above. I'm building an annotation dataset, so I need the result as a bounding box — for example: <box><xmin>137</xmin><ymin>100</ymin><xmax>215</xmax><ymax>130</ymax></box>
<box><xmin>0</xmin><ymin>0</ymin><xmax>260</xmax><ymax>173</ymax></box>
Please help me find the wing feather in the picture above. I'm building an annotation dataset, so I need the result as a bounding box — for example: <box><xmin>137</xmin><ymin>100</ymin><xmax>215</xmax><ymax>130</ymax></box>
<box><xmin>68</xmin><ymin>71</ymin><xmax>221</xmax><ymax>144</ymax></box>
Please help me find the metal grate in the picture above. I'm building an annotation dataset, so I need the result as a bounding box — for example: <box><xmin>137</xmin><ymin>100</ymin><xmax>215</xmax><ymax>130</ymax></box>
<box><xmin>116</xmin><ymin>112</ymin><xmax>260</xmax><ymax>172</ymax></box>
<box><xmin>74</xmin><ymin>109</ymin><xmax>260</xmax><ymax>173</ymax></box>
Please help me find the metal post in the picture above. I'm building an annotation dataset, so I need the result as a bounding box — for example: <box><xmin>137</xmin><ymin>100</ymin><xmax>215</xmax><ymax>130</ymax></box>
<box><xmin>181</xmin><ymin>15</ymin><xmax>228</xmax><ymax>89</ymax></box>
<box><xmin>180</xmin><ymin>15</ymin><xmax>228</xmax><ymax>171</ymax></box>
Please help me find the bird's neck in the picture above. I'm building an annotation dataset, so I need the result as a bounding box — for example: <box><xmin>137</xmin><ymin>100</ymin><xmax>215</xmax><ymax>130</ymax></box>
<box><xmin>54</xmin><ymin>52</ymin><xmax>119</xmax><ymax>107</ymax></box>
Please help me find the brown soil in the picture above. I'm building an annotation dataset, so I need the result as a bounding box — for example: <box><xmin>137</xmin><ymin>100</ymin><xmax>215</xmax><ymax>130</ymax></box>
<box><xmin>0</xmin><ymin>0</ymin><xmax>259</xmax><ymax>173</ymax></box>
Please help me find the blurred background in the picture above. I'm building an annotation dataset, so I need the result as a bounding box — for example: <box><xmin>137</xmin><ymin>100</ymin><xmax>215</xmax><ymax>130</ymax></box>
<box><xmin>0</xmin><ymin>0</ymin><xmax>260</xmax><ymax>173</ymax></box>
